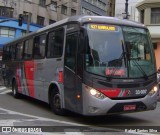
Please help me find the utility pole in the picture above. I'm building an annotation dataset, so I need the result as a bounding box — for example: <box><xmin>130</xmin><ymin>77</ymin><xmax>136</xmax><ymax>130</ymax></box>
<box><xmin>24</xmin><ymin>0</ymin><xmax>32</xmax><ymax>34</ymax></box>
<box><xmin>26</xmin><ymin>13</ymin><xmax>31</xmax><ymax>34</ymax></box>
<box><xmin>124</xmin><ymin>0</ymin><xmax>129</xmax><ymax>19</ymax></box>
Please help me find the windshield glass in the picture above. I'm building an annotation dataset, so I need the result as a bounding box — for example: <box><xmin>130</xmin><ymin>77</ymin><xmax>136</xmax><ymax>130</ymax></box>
<box><xmin>85</xmin><ymin>24</ymin><xmax>127</xmax><ymax>78</ymax></box>
<box><xmin>123</xmin><ymin>26</ymin><xmax>156</xmax><ymax>78</ymax></box>
<box><xmin>85</xmin><ymin>24</ymin><xmax>156</xmax><ymax>78</ymax></box>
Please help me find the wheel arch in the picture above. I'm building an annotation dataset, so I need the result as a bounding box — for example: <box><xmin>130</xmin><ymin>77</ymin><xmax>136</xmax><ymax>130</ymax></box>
<box><xmin>48</xmin><ymin>82</ymin><xmax>64</xmax><ymax>107</ymax></box>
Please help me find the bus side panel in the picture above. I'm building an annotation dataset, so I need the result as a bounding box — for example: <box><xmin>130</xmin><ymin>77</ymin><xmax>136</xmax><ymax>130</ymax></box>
<box><xmin>42</xmin><ymin>58</ymin><xmax>64</xmax><ymax>103</ymax></box>
<box><xmin>24</xmin><ymin>61</ymin><xmax>34</xmax><ymax>97</ymax></box>
<box><xmin>33</xmin><ymin>59</ymin><xmax>46</xmax><ymax>101</ymax></box>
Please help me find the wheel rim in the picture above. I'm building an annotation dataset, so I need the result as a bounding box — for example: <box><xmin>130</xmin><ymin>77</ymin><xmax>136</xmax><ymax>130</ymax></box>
<box><xmin>53</xmin><ymin>94</ymin><xmax>61</xmax><ymax>111</ymax></box>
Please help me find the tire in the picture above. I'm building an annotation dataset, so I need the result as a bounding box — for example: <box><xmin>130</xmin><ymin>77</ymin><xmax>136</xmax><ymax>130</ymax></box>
<box><xmin>50</xmin><ymin>91</ymin><xmax>66</xmax><ymax>115</ymax></box>
<box><xmin>12</xmin><ymin>80</ymin><xmax>21</xmax><ymax>98</ymax></box>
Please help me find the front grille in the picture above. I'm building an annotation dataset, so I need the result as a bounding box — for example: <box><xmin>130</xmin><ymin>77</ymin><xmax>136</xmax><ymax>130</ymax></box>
<box><xmin>98</xmin><ymin>79</ymin><xmax>154</xmax><ymax>88</ymax></box>
<box><xmin>110</xmin><ymin>96</ymin><xmax>145</xmax><ymax>100</ymax></box>
<box><xmin>117</xmin><ymin>83</ymin><xmax>140</xmax><ymax>88</ymax></box>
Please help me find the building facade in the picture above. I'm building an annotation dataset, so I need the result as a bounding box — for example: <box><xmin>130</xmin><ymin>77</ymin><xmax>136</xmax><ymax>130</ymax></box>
<box><xmin>0</xmin><ymin>17</ymin><xmax>42</xmax><ymax>47</ymax></box>
<box><xmin>0</xmin><ymin>0</ymin><xmax>115</xmax><ymax>59</ymax></box>
<box><xmin>107</xmin><ymin>0</ymin><xmax>115</xmax><ymax>17</ymax></box>
<box><xmin>0</xmin><ymin>0</ymin><xmax>114</xmax><ymax>27</ymax></box>
<box><xmin>115</xmin><ymin>0</ymin><xmax>143</xmax><ymax>21</ymax></box>
<box><xmin>136</xmin><ymin>0</ymin><xmax>160</xmax><ymax>70</ymax></box>
<box><xmin>81</xmin><ymin>0</ymin><xmax>108</xmax><ymax>16</ymax></box>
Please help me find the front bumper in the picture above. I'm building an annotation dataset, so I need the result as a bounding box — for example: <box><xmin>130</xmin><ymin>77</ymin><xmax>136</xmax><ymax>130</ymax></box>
<box><xmin>82</xmin><ymin>85</ymin><xmax>158</xmax><ymax>116</ymax></box>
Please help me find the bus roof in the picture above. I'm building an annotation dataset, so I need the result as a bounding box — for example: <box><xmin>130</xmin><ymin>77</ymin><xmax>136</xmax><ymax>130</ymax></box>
<box><xmin>38</xmin><ymin>15</ymin><xmax>146</xmax><ymax>33</ymax></box>
<box><xmin>4</xmin><ymin>15</ymin><xmax>146</xmax><ymax>46</ymax></box>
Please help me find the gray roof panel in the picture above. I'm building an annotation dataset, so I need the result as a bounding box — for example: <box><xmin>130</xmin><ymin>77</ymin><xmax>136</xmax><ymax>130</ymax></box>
<box><xmin>4</xmin><ymin>15</ymin><xmax>147</xmax><ymax>46</ymax></box>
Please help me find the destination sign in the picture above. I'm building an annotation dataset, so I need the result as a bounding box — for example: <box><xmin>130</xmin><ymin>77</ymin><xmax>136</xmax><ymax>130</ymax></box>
<box><xmin>89</xmin><ymin>24</ymin><xmax>116</xmax><ymax>31</ymax></box>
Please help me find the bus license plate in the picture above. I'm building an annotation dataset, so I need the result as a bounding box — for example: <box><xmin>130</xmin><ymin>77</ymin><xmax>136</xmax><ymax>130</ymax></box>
<box><xmin>123</xmin><ymin>105</ymin><xmax>136</xmax><ymax>111</ymax></box>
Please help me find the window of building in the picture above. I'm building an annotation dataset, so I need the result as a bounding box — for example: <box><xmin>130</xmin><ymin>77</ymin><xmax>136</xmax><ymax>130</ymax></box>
<box><xmin>110</xmin><ymin>2</ymin><xmax>112</xmax><ymax>8</ymax></box>
<box><xmin>71</xmin><ymin>9</ymin><xmax>76</xmax><ymax>16</ymax></box>
<box><xmin>81</xmin><ymin>7</ymin><xmax>99</xmax><ymax>16</ymax></box>
<box><xmin>97</xmin><ymin>0</ymin><xmax>106</xmax><ymax>11</ymax></box>
<box><xmin>61</xmin><ymin>5</ymin><xmax>67</xmax><ymax>15</ymax></box>
<box><xmin>33</xmin><ymin>34</ymin><xmax>46</xmax><ymax>59</ymax></box>
<box><xmin>47</xmin><ymin>28</ymin><xmax>64</xmax><ymax>58</ymax></box>
<box><xmin>84</xmin><ymin>0</ymin><xmax>106</xmax><ymax>11</ymax></box>
<box><xmin>153</xmin><ymin>43</ymin><xmax>157</xmax><ymax>50</ymax></box>
<box><xmin>21</xmin><ymin>30</ymin><xmax>26</xmax><ymax>36</ymax></box>
<box><xmin>49</xmin><ymin>19</ymin><xmax>56</xmax><ymax>25</ymax></box>
<box><xmin>140</xmin><ymin>10</ymin><xmax>144</xmax><ymax>24</ymax></box>
<box><xmin>24</xmin><ymin>39</ymin><xmax>33</xmax><ymax>60</ymax></box>
<box><xmin>0</xmin><ymin>6</ymin><xmax>13</xmax><ymax>18</ymax></box>
<box><xmin>93</xmin><ymin>0</ymin><xmax>97</xmax><ymax>5</ymax></box>
<box><xmin>88</xmin><ymin>0</ymin><xmax>92</xmax><ymax>3</ymax></box>
<box><xmin>151</xmin><ymin>8</ymin><xmax>160</xmax><ymax>24</ymax></box>
<box><xmin>50</xmin><ymin>1</ymin><xmax>57</xmax><ymax>11</ymax></box>
<box><xmin>23</xmin><ymin>11</ymin><xmax>32</xmax><ymax>23</ymax></box>
<box><xmin>39</xmin><ymin>0</ymin><xmax>46</xmax><ymax>7</ymax></box>
<box><xmin>0</xmin><ymin>27</ymin><xmax>15</xmax><ymax>38</ymax></box>
<box><xmin>3</xmin><ymin>46</ymin><xmax>10</xmax><ymax>60</ymax></box>
<box><xmin>37</xmin><ymin>16</ymin><xmax>45</xmax><ymax>26</ymax></box>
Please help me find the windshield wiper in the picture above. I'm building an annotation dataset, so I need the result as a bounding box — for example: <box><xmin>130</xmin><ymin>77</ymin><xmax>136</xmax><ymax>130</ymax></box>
<box><xmin>107</xmin><ymin>52</ymin><xmax>126</xmax><ymax>81</ymax></box>
<box><xmin>107</xmin><ymin>41</ymin><xmax>126</xmax><ymax>81</ymax></box>
<box><xmin>130</xmin><ymin>58</ymin><xmax>148</xmax><ymax>80</ymax></box>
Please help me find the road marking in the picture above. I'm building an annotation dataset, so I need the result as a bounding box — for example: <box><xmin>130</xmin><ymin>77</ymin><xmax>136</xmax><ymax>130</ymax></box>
<box><xmin>0</xmin><ymin>87</ymin><xmax>6</xmax><ymax>91</ymax></box>
<box><xmin>0</xmin><ymin>107</ymin><xmax>153</xmax><ymax>135</ymax></box>
<box><xmin>0</xmin><ymin>107</ymin><xmax>87</xmax><ymax>126</ymax></box>
<box><xmin>0</xmin><ymin>107</ymin><xmax>124</xmax><ymax>133</ymax></box>
<box><xmin>0</xmin><ymin>90</ymin><xmax>11</xmax><ymax>94</ymax></box>
<box><xmin>65</xmin><ymin>132</ymin><xmax>84</xmax><ymax>135</ymax></box>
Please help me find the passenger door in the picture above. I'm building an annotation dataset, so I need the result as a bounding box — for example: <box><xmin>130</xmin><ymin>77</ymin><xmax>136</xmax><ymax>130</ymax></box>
<box><xmin>64</xmin><ymin>33</ymin><xmax>78</xmax><ymax>112</ymax></box>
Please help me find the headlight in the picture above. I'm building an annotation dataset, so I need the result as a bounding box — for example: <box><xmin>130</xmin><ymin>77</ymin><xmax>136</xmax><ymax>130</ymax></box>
<box><xmin>148</xmin><ymin>86</ymin><xmax>158</xmax><ymax>96</ymax></box>
<box><xmin>85</xmin><ymin>86</ymin><xmax>106</xmax><ymax>99</ymax></box>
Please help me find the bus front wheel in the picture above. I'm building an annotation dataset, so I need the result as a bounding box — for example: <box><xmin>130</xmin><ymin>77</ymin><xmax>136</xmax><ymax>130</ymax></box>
<box><xmin>50</xmin><ymin>92</ymin><xmax>66</xmax><ymax>115</ymax></box>
<box><xmin>12</xmin><ymin>81</ymin><xmax>21</xmax><ymax>98</ymax></box>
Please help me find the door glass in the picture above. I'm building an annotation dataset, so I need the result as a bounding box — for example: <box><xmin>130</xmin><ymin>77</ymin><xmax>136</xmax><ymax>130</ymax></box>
<box><xmin>65</xmin><ymin>34</ymin><xmax>78</xmax><ymax>72</ymax></box>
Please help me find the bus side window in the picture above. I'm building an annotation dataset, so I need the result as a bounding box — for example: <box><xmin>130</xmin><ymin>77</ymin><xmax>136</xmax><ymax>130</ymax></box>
<box><xmin>15</xmin><ymin>42</ymin><xmax>23</xmax><ymax>60</ymax></box>
<box><xmin>3</xmin><ymin>46</ymin><xmax>7</xmax><ymax>61</ymax></box>
<box><xmin>5</xmin><ymin>46</ymin><xmax>10</xmax><ymax>60</ymax></box>
<box><xmin>65</xmin><ymin>34</ymin><xmax>78</xmax><ymax>71</ymax></box>
<box><xmin>77</xmin><ymin>31</ymin><xmax>84</xmax><ymax>78</ymax></box>
<box><xmin>47</xmin><ymin>28</ymin><xmax>64</xmax><ymax>58</ymax></box>
<box><xmin>33</xmin><ymin>34</ymin><xmax>46</xmax><ymax>59</ymax></box>
<box><xmin>24</xmin><ymin>39</ymin><xmax>33</xmax><ymax>60</ymax></box>
<box><xmin>10</xmin><ymin>45</ymin><xmax>16</xmax><ymax>60</ymax></box>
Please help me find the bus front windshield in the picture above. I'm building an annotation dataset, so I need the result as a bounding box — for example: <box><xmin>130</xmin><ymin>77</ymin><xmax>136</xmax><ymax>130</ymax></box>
<box><xmin>85</xmin><ymin>24</ymin><xmax>156</xmax><ymax>78</ymax></box>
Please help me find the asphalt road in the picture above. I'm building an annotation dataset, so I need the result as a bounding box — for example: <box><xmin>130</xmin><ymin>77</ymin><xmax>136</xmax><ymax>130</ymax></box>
<box><xmin>0</xmin><ymin>86</ymin><xmax>160</xmax><ymax>135</ymax></box>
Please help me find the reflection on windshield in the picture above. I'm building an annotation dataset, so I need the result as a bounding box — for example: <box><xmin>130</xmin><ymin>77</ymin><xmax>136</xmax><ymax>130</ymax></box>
<box><xmin>123</xmin><ymin>27</ymin><xmax>155</xmax><ymax>78</ymax></box>
<box><xmin>85</xmin><ymin>24</ymin><xmax>127</xmax><ymax>78</ymax></box>
<box><xmin>85</xmin><ymin>24</ymin><xmax>156</xmax><ymax>78</ymax></box>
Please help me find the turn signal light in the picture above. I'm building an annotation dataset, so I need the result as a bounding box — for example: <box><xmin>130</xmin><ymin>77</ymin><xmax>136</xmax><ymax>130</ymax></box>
<box><xmin>58</xmin><ymin>71</ymin><xmax>63</xmax><ymax>83</ymax></box>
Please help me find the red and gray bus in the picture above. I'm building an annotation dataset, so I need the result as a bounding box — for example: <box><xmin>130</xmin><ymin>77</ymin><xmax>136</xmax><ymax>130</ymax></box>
<box><xmin>2</xmin><ymin>16</ymin><xmax>158</xmax><ymax>115</ymax></box>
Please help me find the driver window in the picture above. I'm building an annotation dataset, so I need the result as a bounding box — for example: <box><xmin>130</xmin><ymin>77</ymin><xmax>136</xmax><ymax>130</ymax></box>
<box><xmin>65</xmin><ymin>34</ymin><xmax>78</xmax><ymax>72</ymax></box>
